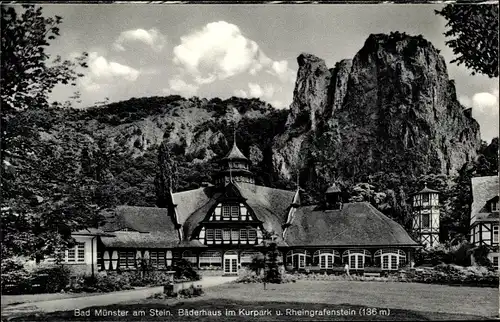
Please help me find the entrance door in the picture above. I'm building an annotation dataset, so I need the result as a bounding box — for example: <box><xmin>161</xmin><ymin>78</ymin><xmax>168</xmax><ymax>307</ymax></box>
<box><xmin>224</xmin><ymin>251</ymin><xmax>239</xmax><ymax>275</ymax></box>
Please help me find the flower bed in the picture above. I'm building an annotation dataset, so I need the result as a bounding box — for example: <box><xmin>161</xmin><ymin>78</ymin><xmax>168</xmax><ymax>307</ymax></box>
<box><xmin>148</xmin><ymin>284</ymin><xmax>204</xmax><ymax>299</ymax></box>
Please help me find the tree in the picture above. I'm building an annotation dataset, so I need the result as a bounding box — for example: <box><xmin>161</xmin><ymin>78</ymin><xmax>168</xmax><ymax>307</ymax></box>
<box><xmin>0</xmin><ymin>5</ymin><xmax>107</xmax><ymax>261</ymax></box>
<box><xmin>1</xmin><ymin>5</ymin><xmax>88</xmax><ymax>114</ymax></box>
<box><xmin>436</xmin><ymin>4</ymin><xmax>499</xmax><ymax>78</ymax></box>
<box><xmin>154</xmin><ymin>141</ymin><xmax>179</xmax><ymax>208</ymax></box>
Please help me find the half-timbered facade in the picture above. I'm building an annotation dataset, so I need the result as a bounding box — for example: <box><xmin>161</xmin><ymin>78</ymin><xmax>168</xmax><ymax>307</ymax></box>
<box><xmin>411</xmin><ymin>184</ymin><xmax>440</xmax><ymax>248</ymax></box>
<box><xmin>470</xmin><ymin>176</ymin><xmax>499</xmax><ymax>269</ymax></box>
<box><xmin>64</xmin><ymin>141</ymin><xmax>419</xmax><ymax>276</ymax></box>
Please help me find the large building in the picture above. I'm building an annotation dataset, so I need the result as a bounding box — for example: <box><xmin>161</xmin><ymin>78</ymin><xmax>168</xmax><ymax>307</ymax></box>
<box><xmin>63</xmin><ymin>141</ymin><xmax>419</xmax><ymax>276</ymax></box>
<box><xmin>470</xmin><ymin>175</ymin><xmax>499</xmax><ymax>268</ymax></box>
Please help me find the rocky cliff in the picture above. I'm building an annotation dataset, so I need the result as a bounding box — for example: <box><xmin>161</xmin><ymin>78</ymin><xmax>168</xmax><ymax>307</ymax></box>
<box><xmin>273</xmin><ymin>32</ymin><xmax>481</xmax><ymax>184</ymax></box>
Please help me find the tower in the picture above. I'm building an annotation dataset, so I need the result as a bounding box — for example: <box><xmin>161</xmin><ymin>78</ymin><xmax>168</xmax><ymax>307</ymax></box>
<box><xmin>325</xmin><ymin>183</ymin><xmax>343</xmax><ymax>210</ymax></box>
<box><xmin>214</xmin><ymin>139</ymin><xmax>255</xmax><ymax>186</ymax></box>
<box><xmin>411</xmin><ymin>183</ymin><xmax>440</xmax><ymax>248</ymax></box>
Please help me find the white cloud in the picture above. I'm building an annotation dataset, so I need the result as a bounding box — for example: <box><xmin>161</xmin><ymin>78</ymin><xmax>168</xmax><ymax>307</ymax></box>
<box><xmin>80</xmin><ymin>52</ymin><xmax>140</xmax><ymax>91</ymax></box>
<box><xmin>113</xmin><ymin>28</ymin><xmax>167</xmax><ymax>52</ymax></box>
<box><xmin>234</xmin><ymin>89</ymin><xmax>248</xmax><ymax>98</ymax></box>
<box><xmin>466</xmin><ymin>88</ymin><xmax>499</xmax><ymax>142</ymax></box>
<box><xmin>163</xmin><ymin>78</ymin><xmax>198</xmax><ymax>97</ymax></box>
<box><xmin>172</xmin><ymin>21</ymin><xmax>295</xmax><ymax>84</ymax></box>
<box><xmin>247</xmin><ymin>83</ymin><xmax>277</xmax><ymax>101</ymax></box>
<box><xmin>269</xmin><ymin>60</ymin><xmax>296</xmax><ymax>83</ymax></box>
<box><xmin>270</xmin><ymin>100</ymin><xmax>288</xmax><ymax>109</ymax></box>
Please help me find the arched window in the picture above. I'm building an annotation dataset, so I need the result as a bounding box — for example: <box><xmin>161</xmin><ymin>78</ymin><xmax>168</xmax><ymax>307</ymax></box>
<box><xmin>286</xmin><ymin>250</ymin><xmax>310</xmax><ymax>269</ymax></box>
<box><xmin>182</xmin><ymin>250</ymin><xmax>197</xmax><ymax>264</ymax></box>
<box><xmin>199</xmin><ymin>250</ymin><xmax>222</xmax><ymax>267</ymax></box>
<box><xmin>313</xmin><ymin>250</ymin><xmax>340</xmax><ymax>268</ymax></box>
<box><xmin>240</xmin><ymin>251</ymin><xmax>262</xmax><ymax>265</ymax></box>
<box><xmin>342</xmin><ymin>249</ymin><xmax>371</xmax><ymax>269</ymax></box>
<box><xmin>374</xmin><ymin>249</ymin><xmax>406</xmax><ymax>270</ymax></box>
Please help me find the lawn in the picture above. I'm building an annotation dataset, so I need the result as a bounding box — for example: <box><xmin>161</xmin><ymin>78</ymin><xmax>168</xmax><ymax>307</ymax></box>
<box><xmin>1</xmin><ymin>292</ymin><xmax>99</xmax><ymax>309</ymax></box>
<box><xmin>8</xmin><ymin>281</ymin><xmax>499</xmax><ymax>321</ymax></box>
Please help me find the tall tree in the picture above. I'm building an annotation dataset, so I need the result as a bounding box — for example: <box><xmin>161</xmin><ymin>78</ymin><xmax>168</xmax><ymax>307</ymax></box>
<box><xmin>155</xmin><ymin>141</ymin><xmax>179</xmax><ymax>208</ymax></box>
<box><xmin>436</xmin><ymin>4</ymin><xmax>499</xmax><ymax>78</ymax></box>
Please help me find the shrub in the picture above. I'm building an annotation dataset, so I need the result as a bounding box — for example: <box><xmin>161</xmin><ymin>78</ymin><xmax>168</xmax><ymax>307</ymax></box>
<box><xmin>178</xmin><ymin>284</ymin><xmax>204</xmax><ymax>298</ymax></box>
<box><xmin>172</xmin><ymin>259</ymin><xmax>201</xmax><ymax>281</ymax></box>
<box><xmin>400</xmin><ymin>264</ymin><xmax>498</xmax><ymax>287</ymax></box>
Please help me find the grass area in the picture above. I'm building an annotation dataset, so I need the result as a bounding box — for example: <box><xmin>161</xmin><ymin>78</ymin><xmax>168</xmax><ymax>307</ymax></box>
<box><xmin>1</xmin><ymin>292</ymin><xmax>101</xmax><ymax>308</ymax></box>
<box><xmin>7</xmin><ymin>281</ymin><xmax>499</xmax><ymax>321</ymax></box>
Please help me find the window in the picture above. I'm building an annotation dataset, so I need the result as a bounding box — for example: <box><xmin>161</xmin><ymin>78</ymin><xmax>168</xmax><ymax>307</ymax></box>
<box><xmin>421</xmin><ymin>214</ymin><xmax>430</xmax><ymax>228</ymax></box>
<box><xmin>231</xmin><ymin>229</ymin><xmax>239</xmax><ymax>241</ymax></box>
<box><xmin>422</xmin><ymin>193</ymin><xmax>429</xmax><ymax>203</ymax></box>
<box><xmin>313</xmin><ymin>250</ymin><xmax>340</xmax><ymax>269</ymax></box>
<box><xmin>65</xmin><ymin>242</ymin><xmax>85</xmax><ymax>263</ymax></box>
<box><xmin>240</xmin><ymin>229</ymin><xmax>248</xmax><ymax>240</ymax></box>
<box><xmin>222</xmin><ymin>206</ymin><xmax>230</xmax><ymax>218</ymax></box>
<box><xmin>119</xmin><ymin>251</ymin><xmax>135</xmax><ymax>269</ymax></box>
<box><xmin>493</xmin><ymin>226</ymin><xmax>498</xmax><ymax>243</ymax></box>
<box><xmin>150</xmin><ymin>251</ymin><xmax>166</xmax><ymax>268</ymax></box>
<box><xmin>182</xmin><ymin>251</ymin><xmax>197</xmax><ymax>264</ymax></box>
<box><xmin>375</xmin><ymin>249</ymin><xmax>406</xmax><ymax>270</ymax></box>
<box><xmin>286</xmin><ymin>250</ymin><xmax>309</xmax><ymax>269</ymax></box>
<box><xmin>493</xmin><ymin>256</ymin><xmax>498</xmax><ymax>270</ymax></box>
<box><xmin>343</xmin><ymin>250</ymin><xmax>370</xmax><ymax>270</ymax></box>
<box><xmin>206</xmin><ymin>229</ymin><xmax>214</xmax><ymax>240</ymax></box>
<box><xmin>492</xmin><ymin>202</ymin><xmax>498</xmax><ymax>212</ymax></box>
<box><xmin>215</xmin><ymin>229</ymin><xmax>222</xmax><ymax>240</ymax></box>
<box><xmin>223</xmin><ymin>229</ymin><xmax>231</xmax><ymax>240</ymax></box>
<box><xmin>248</xmin><ymin>229</ymin><xmax>257</xmax><ymax>240</ymax></box>
<box><xmin>199</xmin><ymin>250</ymin><xmax>222</xmax><ymax>267</ymax></box>
<box><xmin>231</xmin><ymin>206</ymin><xmax>239</xmax><ymax>218</ymax></box>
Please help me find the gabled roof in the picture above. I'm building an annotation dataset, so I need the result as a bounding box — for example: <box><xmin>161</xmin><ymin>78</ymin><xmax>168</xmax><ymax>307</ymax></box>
<box><xmin>181</xmin><ymin>182</ymin><xmax>296</xmax><ymax>240</ymax></box>
<box><xmin>471</xmin><ymin>175</ymin><xmax>499</xmax><ymax>223</ymax></box>
<box><xmin>222</xmin><ymin>142</ymin><xmax>248</xmax><ymax>161</ymax></box>
<box><xmin>285</xmin><ymin>202</ymin><xmax>418</xmax><ymax>247</ymax></box>
<box><xmin>173</xmin><ymin>186</ymin><xmax>217</xmax><ymax>225</ymax></box>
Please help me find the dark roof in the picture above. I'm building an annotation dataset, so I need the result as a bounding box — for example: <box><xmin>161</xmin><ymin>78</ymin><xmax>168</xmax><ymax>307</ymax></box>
<box><xmin>411</xmin><ymin>183</ymin><xmax>440</xmax><ymax>196</ymax></box>
<box><xmin>471</xmin><ymin>176</ymin><xmax>499</xmax><ymax>223</ymax></box>
<box><xmin>99</xmin><ymin>206</ymin><xmax>179</xmax><ymax>248</ymax></box>
<box><xmin>101</xmin><ymin>206</ymin><xmax>174</xmax><ymax>233</ymax></box>
<box><xmin>181</xmin><ymin>182</ymin><xmax>296</xmax><ymax>240</ymax></box>
<box><xmin>285</xmin><ymin>202</ymin><xmax>418</xmax><ymax>247</ymax></box>
<box><xmin>101</xmin><ymin>232</ymin><xmax>179</xmax><ymax>248</ymax></box>
<box><xmin>173</xmin><ymin>186</ymin><xmax>219</xmax><ymax>225</ymax></box>
<box><xmin>73</xmin><ymin>228</ymin><xmax>115</xmax><ymax>237</ymax></box>
<box><xmin>222</xmin><ymin>142</ymin><xmax>248</xmax><ymax>161</ymax></box>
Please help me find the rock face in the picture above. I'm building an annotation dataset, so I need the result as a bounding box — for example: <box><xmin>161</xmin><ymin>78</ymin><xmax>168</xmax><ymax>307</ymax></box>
<box><xmin>273</xmin><ymin>32</ymin><xmax>481</xmax><ymax>182</ymax></box>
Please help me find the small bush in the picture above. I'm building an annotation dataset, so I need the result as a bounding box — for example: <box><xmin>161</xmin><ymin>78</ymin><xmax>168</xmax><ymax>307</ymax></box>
<box><xmin>172</xmin><ymin>259</ymin><xmax>201</xmax><ymax>282</ymax></box>
<box><xmin>178</xmin><ymin>284</ymin><xmax>204</xmax><ymax>298</ymax></box>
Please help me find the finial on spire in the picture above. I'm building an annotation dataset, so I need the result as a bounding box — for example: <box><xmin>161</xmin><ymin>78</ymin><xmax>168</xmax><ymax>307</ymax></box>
<box><xmin>424</xmin><ymin>181</ymin><xmax>427</xmax><ymax>188</ymax></box>
<box><xmin>296</xmin><ymin>170</ymin><xmax>300</xmax><ymax>190</ymax></box>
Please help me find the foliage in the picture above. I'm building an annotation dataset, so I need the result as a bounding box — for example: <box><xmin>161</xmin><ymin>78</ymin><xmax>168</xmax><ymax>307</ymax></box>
<box><xmin>264</xmin><ymin>242</ymin><xmax>283</xmax><ymax>284</ymax></box>
<box><xmin>154</xmin><ymin>141</ymin><xmax>179</xmax><ymax>207</ymax></box>
<box><xmin>401</xmin><ymin>264</ymin><xmax>498</xmax><ymax>287</ymax></box>
<box><xmin>471</xmin><ymin>245</ymin><xmax>493</xmax><ymax>268</ymax></box>
<box><xmin>436</xmin><ymin>4</ymin><xmax>498</xmax><ymax>78</ymax></box>
<box><xmin>414</xmin><ymin>239</ymin><xmax>473</xmax><ymax>266</ymax></box>
<box><xmin>178</xmin><ymin>284</ymin><xmax>204</xmax><ymax>298</ymax></box>
<box><xmin>1</xmin><ymin>4</ymin><xmax>88</xmax><ymax>113</ymax></box>
<box><xmin>67</xmin><ymin>272</ymin><xmax>133</xmax><ymax>293</ymax></box>
<box><xmin>172</xmin><ymin>259</ymin><xmax>201</xmax><ymax>281</ymax></box>
<box><xmin>249</xmin><ymin>253</ymin><xmax>266</xmax><ymax>276</ymax></box>
<box><xmin>1</xmin><ymin>261</ymin><xmax>71</xmax><ymax>295</ymax></box>
<box><xmin>235</xmin><ymin>267</ymin><xmax>296</xmax><ymax>284</ymax></box>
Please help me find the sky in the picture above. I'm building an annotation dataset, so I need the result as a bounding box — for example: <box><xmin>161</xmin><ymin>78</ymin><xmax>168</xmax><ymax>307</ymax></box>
<box><xmin>29</xmin><ymin>3</ymin><xmax>499</xmax><ymax>142</ymax></box>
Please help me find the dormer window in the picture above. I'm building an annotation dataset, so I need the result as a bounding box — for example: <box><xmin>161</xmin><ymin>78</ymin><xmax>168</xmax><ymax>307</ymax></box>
<box><xmin>492</xmin><ymin>202</ymin><xmax>499</xmax><ymax>212</ymax></box>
